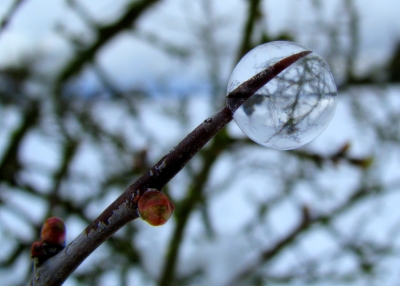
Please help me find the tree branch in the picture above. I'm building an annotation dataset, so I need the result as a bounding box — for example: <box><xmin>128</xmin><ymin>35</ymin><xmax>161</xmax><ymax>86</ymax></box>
<box><xmin>54</xmin><ymin>0</ymin><xmax>161</xmax><ymax>91</ymax></box>
<box><xmin>236</xmin><ymin>0</ymin><xmax>263</xmax><ymax>62</ymax></box>
<box><xmin>30</xmin><ymin>51</ymin><xmax>310</xmax><ymax>286</ymax></box>
<box><xmin>224</xmin><ymin>183</ymin><xmax>381</xmax><ymax>285</ymax></box>
<box><xmin>158</xmin><ymin>129</ymin><xmax>234</xmax><ymax>286</ymax></box>
<box><xmin>0</xmin><ymin>0</ymin><xmax>25</xmax><ymax>34</ymax></box>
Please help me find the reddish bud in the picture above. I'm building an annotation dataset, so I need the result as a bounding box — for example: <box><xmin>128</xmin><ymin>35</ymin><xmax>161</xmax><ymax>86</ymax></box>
<box><xmin>31</xmin><ymin>241</ymin><xmax>43</xmax><ymax>258</ymax></box>
<box><xmin>138</xmin><ymin>189</ymin><xmax>174</xmax><ymax>226</ymax></box>
<box><xmin>41</xmin><ymin>217</ymin><xmax>66</xmax><ymax>246</ymax></box>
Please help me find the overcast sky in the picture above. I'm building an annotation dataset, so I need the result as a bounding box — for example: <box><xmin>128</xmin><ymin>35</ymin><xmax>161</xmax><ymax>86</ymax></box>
<box><xmin>1</xmin><ymin>0</ymin><xmax>400</xmax><ymax>85</ymax></box>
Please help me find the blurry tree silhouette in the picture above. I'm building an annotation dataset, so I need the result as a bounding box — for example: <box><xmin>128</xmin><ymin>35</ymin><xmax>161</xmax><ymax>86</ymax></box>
<box><xmin>387</xmin><ymin>40</ymin><xmax>400</xmax><ymax>83</ymax></box>
<box><xmin>1</xmin><ymin>0</ymin><xmax>400</xmax><ymax>285</ymax></box>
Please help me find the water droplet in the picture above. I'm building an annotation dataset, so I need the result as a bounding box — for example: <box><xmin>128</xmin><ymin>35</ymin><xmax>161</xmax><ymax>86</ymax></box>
<box><xmin>227</xmin><ymin>41</ymin><xmax>337</xmax><ymax>150</ymax></box>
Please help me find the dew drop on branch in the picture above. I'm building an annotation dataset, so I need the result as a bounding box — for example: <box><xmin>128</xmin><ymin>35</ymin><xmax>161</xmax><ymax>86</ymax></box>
<box><xmin>227</xmin><ymin>41</ymin><xmax>338</xmax><ymax>150</ymax></box>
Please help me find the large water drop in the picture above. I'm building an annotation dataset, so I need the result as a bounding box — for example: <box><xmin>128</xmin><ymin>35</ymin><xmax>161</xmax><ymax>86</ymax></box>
<box><xmin>227</xmin><ymin>41</ymin><xmax>337</xmax><ymax>150</ymax></box>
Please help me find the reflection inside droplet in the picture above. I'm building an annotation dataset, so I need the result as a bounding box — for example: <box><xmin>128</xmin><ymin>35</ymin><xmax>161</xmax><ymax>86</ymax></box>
<box><xmin>227</xmin><ymin>41</ymin><xmax>337</xmax><ymax>150</ymax></box>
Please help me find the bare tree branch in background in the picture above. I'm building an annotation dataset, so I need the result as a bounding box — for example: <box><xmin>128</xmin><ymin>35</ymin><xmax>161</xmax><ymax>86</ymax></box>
<box><xmin>55</xmin><ymin>0</ymin><xmax>161</xmax><ymax>92</ymax></box>
<box><xmin>0</xmin><ymin>0</ymin><xmax>25</xmax><ymax>34</ymax></box>
<box><xmin>1</xmin><ymin>0</ymin><xmax>400</xmax><ymax>285</ymax></box>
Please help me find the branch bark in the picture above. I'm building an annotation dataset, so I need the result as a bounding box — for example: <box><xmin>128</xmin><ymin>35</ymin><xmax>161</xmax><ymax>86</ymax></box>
<box><xmin>30</xmin><ymin>51</ymin><xmax>310</xmax><ymax>286</ymax></box>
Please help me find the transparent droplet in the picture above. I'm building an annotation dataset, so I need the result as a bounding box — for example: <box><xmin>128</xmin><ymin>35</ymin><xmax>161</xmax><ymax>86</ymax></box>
<box><xmin>227</xmin><ymin>41</ymin><xmax>337</xmax><ymax>150</ymax></box>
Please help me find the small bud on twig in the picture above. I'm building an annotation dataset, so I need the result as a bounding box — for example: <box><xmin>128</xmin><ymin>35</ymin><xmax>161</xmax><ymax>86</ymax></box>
<box><xmin>31</xmin><ymin>241</ymin><xmax>44</xmax><ymax>258</ymax></box>
<box><xmin>138</xmin><ymin>189</ymin><xmax>174</xmax><ymax>226</ymax></box>
<box><xmin>31</xmin><ymin>217</ymin><xmax>67</xmax><ymax>264</ymax></box>
<box><xmin>41</xmin><ymin>217</ymin><xmax>66</xmax><ymax>246</ymax></box>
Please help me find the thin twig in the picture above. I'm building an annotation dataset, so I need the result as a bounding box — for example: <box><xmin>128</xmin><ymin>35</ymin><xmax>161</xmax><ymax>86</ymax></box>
<box><xmin>54</xmin><ymin>0</ymin><xmax>161</xmax><ymax>92</ymax></box>
<box><xmin>226</xmin><ymin>51</ymin><xmax>311</xmax><ymax>112</ymax></box>
<box><xmin>224</xmin><ymin>183</ymin><xmax>380</xmax><ymax>286</ymax></box>
<box><xmin>31</xmin><ymin>51</ymin><xmax>310</xmax><ymax>286</ymax></box>
<box><xmin>0</xmin><ymin>0</ymin><xmax>25</xmax><ymax>35</ymax></box>
<box><xmin>236</xmin><ymin>0</ymin><xmax>262</xmax><ymax>62</ymax></box>
<box><xmin>158</xmin><ymin>130</ymin><xmax>234</xmax><ymax>286</ymax></box>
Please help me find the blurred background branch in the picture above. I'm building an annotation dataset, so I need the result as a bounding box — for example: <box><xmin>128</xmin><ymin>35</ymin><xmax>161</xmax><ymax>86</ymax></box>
<box><xmin>1</xmin><ymin>0</ymin><xmax>400</xmax><ymax>285</ymax></box>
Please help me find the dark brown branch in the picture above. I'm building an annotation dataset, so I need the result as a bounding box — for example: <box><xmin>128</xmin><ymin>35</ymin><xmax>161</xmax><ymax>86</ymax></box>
<box><xmin>0</xmin><ymin>101</ymin><xmax>39</xmax><ymax>183</ymax></box>
<box><xmin>227</xmin><ymin>50</ymin><xmax>312</xmax><ymax>112</ymax></box>
<box><xmin>224</xmin><ymin>207</ymin><xmax>312</xmax><ymax>285</ymax></box>
<box><xmin>158</xmin><ymin>130</ymin><xmax>234</xmax><ymax>286</ymax></box>
<box><xmin>0</xmin><ymin>0</ymin><xmax>25</xmax><ymax>34</ymax></box>
<box><xmin>236</xmin><ymin>0</ymin><xmax>263</xmax><ymax>62</ymax></box>
<box><xmin>224</xmin><ymin>184</ymin><xmax>381</xmax><ymax>285</ymax></box>
<box><xmin>31</xmin><ymin>51</ymin><xmax>310</xmax><ymax>286</ymax></box>
<box><xmin>55</xmin><ymin>0</ymin><xmax>161</xmax><ymax>89</ymax></box>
